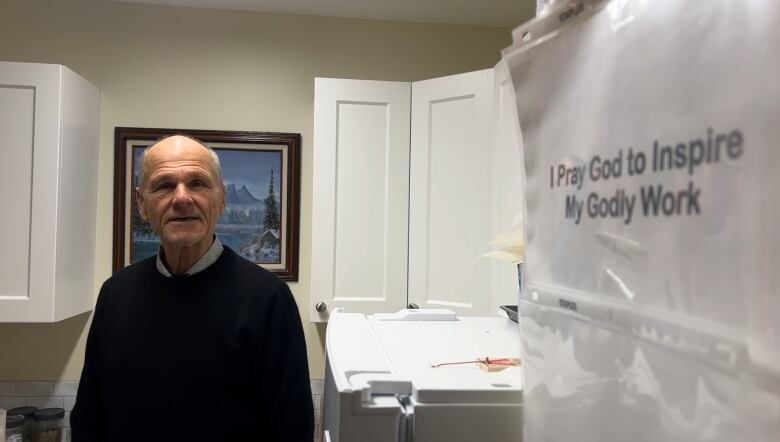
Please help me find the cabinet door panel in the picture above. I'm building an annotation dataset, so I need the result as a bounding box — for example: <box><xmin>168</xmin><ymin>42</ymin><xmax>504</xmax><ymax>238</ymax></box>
<box><xmin>311</xmin><ymin>78</ymin><xmax>411</xmax><ymax>322</ymax></box>
<box><xmin>409</xmin><ymin>69</ymin><xmax>494</xmax><ymax>316</ymax></box>
<box><xmin>0</xmin><ymin>63</ymin><xmax>61</xmax><ymax>322</ymax></box>
<box><xmin>0</xmin><ymin>86</ymin><xmax>35</xmax><ymax>299</ymax></box>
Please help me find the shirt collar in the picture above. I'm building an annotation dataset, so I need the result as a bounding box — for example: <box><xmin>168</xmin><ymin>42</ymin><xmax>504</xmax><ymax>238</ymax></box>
<box><xmin>156</xmin><ymin>237</ymin><xmax>224</xmax><ymax>277</ymax></box>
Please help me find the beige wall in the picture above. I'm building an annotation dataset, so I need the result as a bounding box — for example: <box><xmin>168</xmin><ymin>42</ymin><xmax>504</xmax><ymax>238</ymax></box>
<box><xmin>0</xmin><ymin>0</ymin><xmax>515</xmax><ymax>380</ymax></box>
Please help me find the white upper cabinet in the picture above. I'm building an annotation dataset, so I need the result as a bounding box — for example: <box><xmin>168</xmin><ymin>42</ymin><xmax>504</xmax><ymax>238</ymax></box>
<box><xmin>311</xmin><ymin>66</ymin><xmax>522</xmax><ymax>322</ymax></box>
<box><xmin>0</xmin><ymin>62</ymin><xmax>99</xmax><ymax>322</ymax></box>
<box><xmin>407</xmin><ymin>69</ymin><xmax>495</xmax><ymax>316</ymax></box>
<box><xmin>489</xmin><ymin>60</ymin><xmax>524</xmax><ymax>310</ymax></box>
<box><xmin>310</xmin><ymin>78</ymin><xmax>411</xmax><ymax>322</ymax></box>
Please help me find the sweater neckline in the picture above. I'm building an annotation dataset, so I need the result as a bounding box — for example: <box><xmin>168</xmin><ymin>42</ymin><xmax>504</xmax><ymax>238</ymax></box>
<box><xmin>150</xmin><ymin>247</ymin><xmax>233</xmax><ymax>287</ymax></box>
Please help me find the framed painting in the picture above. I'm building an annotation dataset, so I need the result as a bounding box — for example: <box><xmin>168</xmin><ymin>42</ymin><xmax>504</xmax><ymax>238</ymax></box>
<box><xmin>113</xmin><ymin>127</ymin><xmax>301</xmax><ymax>281</ymax></box>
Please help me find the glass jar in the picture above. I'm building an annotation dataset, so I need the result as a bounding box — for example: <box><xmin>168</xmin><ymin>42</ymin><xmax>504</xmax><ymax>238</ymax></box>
<box><xmin>6</xmin><ymin>408</ymin><xmax>36</xmax><ymax>442</ymax></box>
<box><xmin>31</xmin><ymin>409</ymin><xmax>64</xmax><ymax>442</ymax></box>
<box><xmin>5</xmin><ymin>415</ymin><xmax>24</xmax><ymax>442</ymax></box>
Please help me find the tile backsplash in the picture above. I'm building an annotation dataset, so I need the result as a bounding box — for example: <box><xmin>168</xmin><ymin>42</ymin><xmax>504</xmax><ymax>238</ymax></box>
<box><xmin>1</xmin><ymin>379</ymin><xmax>324</xmax><ymax>441</ymax></box>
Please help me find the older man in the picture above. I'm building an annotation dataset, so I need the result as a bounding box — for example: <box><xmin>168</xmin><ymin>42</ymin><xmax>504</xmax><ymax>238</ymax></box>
<box><xmin>71</xmin><ymin>135</ymin><xmax>313</xmax><ymax>441</ymax></box>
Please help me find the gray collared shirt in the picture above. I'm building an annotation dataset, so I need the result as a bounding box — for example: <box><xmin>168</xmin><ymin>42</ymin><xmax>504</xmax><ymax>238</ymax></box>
<box><xmin>156</xmin><ymin>237</ymin><xmax>224</xmax><ymax>277</ymax></box>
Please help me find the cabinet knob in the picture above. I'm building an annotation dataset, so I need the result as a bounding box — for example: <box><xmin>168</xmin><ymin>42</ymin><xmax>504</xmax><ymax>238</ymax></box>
<box><xmin>315</xmin><ymin>301</ymin><xmax>328</xmax><ymax>313</ymax></box>
<box><xmin>407</xmin><ymin>303</ymin><xmax>419</xmax><ymax>309</ymax></box>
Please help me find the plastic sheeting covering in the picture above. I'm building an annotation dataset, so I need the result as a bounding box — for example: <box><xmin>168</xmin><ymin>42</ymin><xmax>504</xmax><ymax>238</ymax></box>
<box><xmin>502</xmin><ymin>1</ymin><xmax>780</xmax><ymax>441</ymax></box>
<box><xmin>536</xmin><ymin>0</ymin><xmax>569</xmax><ymax>17</ymax></box>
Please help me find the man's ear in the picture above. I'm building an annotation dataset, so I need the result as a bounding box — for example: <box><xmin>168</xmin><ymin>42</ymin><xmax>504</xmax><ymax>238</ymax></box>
<box><xmin>136</xmin><ymin>187</ymin><xmax>148</xmax><ymax>220</ymax></box>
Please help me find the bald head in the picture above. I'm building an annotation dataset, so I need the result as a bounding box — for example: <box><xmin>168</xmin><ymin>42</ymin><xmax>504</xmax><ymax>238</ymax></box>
<box><xmin>138</xmin><ymin>135</ymin><xmax>222</xmax><ymax>189</ymax></box>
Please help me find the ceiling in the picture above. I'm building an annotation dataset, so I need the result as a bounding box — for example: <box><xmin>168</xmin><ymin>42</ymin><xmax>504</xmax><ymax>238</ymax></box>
<box><xmin>108</xmin><ymin>0</ymin><xmax>537</xmax><ymax>28</ymax></box>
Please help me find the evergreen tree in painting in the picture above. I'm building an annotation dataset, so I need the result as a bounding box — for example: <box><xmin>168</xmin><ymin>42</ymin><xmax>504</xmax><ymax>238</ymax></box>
<box><xmin>263</xmin><ymin>169</ymin><xmax>280</xmax><ymax>230</ymax></box>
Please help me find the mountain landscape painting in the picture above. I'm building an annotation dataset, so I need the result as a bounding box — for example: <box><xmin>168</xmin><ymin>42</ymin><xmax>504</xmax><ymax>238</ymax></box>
<box><xmin>216</xmin><ymin>148</ymin><xmax>283</xmax><ymax>264</ymax></box>
<box><xmin>130</xmin><ymin>145</ymin><xmax>283</xmax><ymax>265</ymax></box>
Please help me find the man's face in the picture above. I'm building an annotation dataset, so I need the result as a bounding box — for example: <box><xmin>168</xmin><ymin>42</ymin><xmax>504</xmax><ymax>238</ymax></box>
<box><xmin>136</xmin><ymin>136</ymin><xmax>225</xmax><ymax>253</ymax></box>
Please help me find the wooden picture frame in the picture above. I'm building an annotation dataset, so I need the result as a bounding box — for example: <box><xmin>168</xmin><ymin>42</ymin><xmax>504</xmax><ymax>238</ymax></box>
<box><xmin>113</xmin><ymin>127</ymin><xmax>301</xmax><ymax>281</ymax></box>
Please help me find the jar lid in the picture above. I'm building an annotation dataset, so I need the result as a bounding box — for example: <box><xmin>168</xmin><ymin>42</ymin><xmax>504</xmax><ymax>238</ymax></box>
<box><xmin>6</xmin><ymin>414</ymin><xmax>25</xmax><ymax>429</ymax></box>
<box><xmin>7</xmin><ymin>406</ymin><xmax>37</xmax><ymax>418</ymax></box>
<box><xmin>33</xmin><ymin>408</ymin><xmax>65</xmax><ymax>421</ymax></box>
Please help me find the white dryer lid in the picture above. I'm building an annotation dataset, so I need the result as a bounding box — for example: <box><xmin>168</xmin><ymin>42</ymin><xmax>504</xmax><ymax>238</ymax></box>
<box><xmin>326</xmin><ymin>310</ymin><xmax>523</xmax><ymax>405</ymax></box>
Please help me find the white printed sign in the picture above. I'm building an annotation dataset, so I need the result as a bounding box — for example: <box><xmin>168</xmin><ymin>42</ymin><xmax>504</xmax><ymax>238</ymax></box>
<box><xmin>504</xmin><ymin>1</ymin><xmax>780</xmax><ymax>441</ymax></box>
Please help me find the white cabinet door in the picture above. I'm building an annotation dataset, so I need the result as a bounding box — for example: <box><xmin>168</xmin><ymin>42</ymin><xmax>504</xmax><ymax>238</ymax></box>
<box><xmin>310</xmin><ymin>78</ymin><xmax>411</xmax><ymax>322</ymax></box>
<box><xmin>0</xmin><ymin>62</ymin><xmax>99</xmax><ymax>322</ymax></box>
<box><xmin>489</xmin><ymin>60</ymin><xmax>525</xmax><ymax>311</ymax></box>
<box><xmin>0</xmin><ymin>63</ymin><xmax>56</xmax><ymax>322</ymax></box>
<box><xmin>408</xmin><ymin>69</ymin><xmax>495</xmax><ymax>316</ymax></box>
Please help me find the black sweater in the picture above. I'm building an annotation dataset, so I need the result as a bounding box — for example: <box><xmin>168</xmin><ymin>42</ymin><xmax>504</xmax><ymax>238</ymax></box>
<box><xmin>71</xmin><ymin>247</ymin><xmax>313</xmax><ymax>441</ymax></box>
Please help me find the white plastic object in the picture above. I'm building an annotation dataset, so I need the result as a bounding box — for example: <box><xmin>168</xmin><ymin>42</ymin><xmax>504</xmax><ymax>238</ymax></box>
<box><xmin>503</xmin><ymin>1</ymin><xmax>780</xmax><ymax>441</ymax></box>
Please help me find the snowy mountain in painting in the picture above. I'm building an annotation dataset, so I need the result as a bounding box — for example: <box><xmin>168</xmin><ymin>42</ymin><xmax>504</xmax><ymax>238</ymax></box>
<box><xmin>237</xmin><ymin>185</ymin><xmax>261</xmax><ymax>204</ymax></box>
<box><xmin>225</xmin><ymin>182</ymin><xmax>262</xmax><ymax>206</ymax></box>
